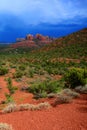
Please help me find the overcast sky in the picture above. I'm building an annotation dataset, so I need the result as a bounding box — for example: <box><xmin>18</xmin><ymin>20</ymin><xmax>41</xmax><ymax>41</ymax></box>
<box><xmin>0</xmin><ymin>0</ymin><xmax>87</xmax><ymax>42</ymax></box>
<box><xmin>0</xmin><ymin>0</ymin><xmax>87</xmax><ymax>24</ymax></box>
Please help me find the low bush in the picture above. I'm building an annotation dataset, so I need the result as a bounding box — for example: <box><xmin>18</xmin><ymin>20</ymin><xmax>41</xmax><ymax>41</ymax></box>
<box><xmin>13</xmin><ymin>70</ymin><xmax>23</xmax><ymax>78</ymax></box>
<box><xmin>0</xmin><ymin>67</ymin><xmax>8</xmax><ymax>75</ymax></box>
<box><xmin>0</xmin><ymin>123</ymin><xmax>13</xmax><ymax>130</ymax></box>
<box><xmin>28</xmin><ymin>80</ymin><xmax>63</xmax><ymax>98</ymax></box>
<box><xmin>18</xmin><ymin>65</ymin><xmax>26</xmax><ymax>70</ymax></box>
<box><xmin>64</xmin><ymin>68</ymin><xmax>87</xmax><ymax>89</ymax></box>
<box><xmin>46</xmin><ymin>80</ymin><xmax>63</xmax><ymax>93</ymax></box>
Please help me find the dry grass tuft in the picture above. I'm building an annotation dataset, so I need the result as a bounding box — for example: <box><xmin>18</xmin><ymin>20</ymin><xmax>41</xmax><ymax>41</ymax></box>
<box><xmin>61</xmin><ymin>89</ymin><xmax>80</xmax><ymax>98</ymax></box>
<box><xmin>18</xmin><ymin>102</ymin><xmax>51</xmax><ymax>111</ymax></box>
<box><xmin>2</xmin><ymin>102</ymin><xmax>51</xmax><ymax>113</ymax></box>
<box><xmin>18</xmin><ymin>104</ymin><xmax>35</xmax><ymax>111</ymax></box>
<box><xmin>53</xmin><ymin>94</ymin><xmax>72</xmax><ymax>107</ymax></box>
<box><xmin>36</xmin><ymin>102</ymin><xmax>51</xmax><ymax>110</ymax></box>
<box><xmin>2</xmin><ymin>103</ymin><xmax>17</xmax><ymax>113</ymax></box>
<box><xmin>0</xmin><ymin>123</ymin><xmax>13</xmax><ymax>130</ymax></box>
<box><xmin>75</xmin><ymin>85</ymin><xmax>87</xmax><ymax>94</ymax></box>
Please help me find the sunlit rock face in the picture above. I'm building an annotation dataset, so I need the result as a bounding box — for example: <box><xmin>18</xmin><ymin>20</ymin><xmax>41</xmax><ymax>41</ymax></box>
<box><xmin>26</xmin><ymin>34</ymin><xmax>34</xmax><ymax>40</ymax></box>
<box><xmin>35</xmin><ymin>34</ymin><xmax>47</xmax><ymax>41</ymax></box>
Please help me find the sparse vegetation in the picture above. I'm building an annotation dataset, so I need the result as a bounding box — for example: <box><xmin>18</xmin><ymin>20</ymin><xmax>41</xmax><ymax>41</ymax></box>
<box><xmin>5</xmin><ymin>78</ymin><xmax>17</xmax><ymax>103</ymax></box>
<box><xmin>2</xmin><ymin>102</ymin><xmax>51</xmax><ymax>113</ymax></box>
<box><xmin>13</xmin><ymin>70</ymin><xmax>23</xmax><ymax>78</ymax></box>
<box><xmin>0</xmin><ymin>67</ymin><xmax>8</xmax><ymax>75</ymax></box>
<box><xmin>0</xmin><ymin>29</ymin><xmax>87</xmax><ymax>109</ymax></box>
<box><xmin>28</xmin><ymin>69</ymin><xmax>34</xmax><ymax>78</ymax></box>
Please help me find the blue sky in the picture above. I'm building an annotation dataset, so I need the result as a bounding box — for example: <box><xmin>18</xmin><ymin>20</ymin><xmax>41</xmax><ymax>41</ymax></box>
<box><xmin>0</xmin><ymin>0</ymin><xmax>87</xmax><ymax>42</ymax></box>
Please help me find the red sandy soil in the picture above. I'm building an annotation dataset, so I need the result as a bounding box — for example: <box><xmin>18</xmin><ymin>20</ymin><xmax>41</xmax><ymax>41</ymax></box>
<box><xmin>0</xmin><ymin>76</ymin><xmax>35</xmax><ymax>104</ymax></box>
<box><xmin>0</xmin><ymin>76</ymin><xmax>87</xmax><ymax>130</ymax></box>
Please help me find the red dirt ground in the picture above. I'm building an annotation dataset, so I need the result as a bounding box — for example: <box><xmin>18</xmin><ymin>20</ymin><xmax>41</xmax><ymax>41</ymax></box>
<box><xmin>0</xmin><ymin>76</ymin><xmax>87</xmax><ymax>130</ymax></box>
<box><xmin>0</xmin><ymin>76</ymin><xmax>35</xmax><ymax>104</ymax></box>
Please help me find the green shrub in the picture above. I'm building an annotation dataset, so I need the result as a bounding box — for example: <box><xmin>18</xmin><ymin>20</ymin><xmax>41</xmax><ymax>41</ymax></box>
<box><xmin>28</xmin><ymin>80</ymin><xmax>63</xmax><ymax>98</ymax></box>
<box><xmin>5</xmin><ymin>94</ymin><xmax>14</xmax><ymax>103</ymax></box>
<box><xmin>13</xmin><ymin>70</ymin><xmax>23</xmax><ymax>78</ymax></box>
<box><xmin>28</xmin><ymin>82</ymin><xmax>46</xmax><ymax>95</ymax></box>
<box><xmin>0</xmin><ymin>67</ymin><xmax>8</xmax><ymax>75</ymax></box>
<box><xmin>45</xmin><ymin>80</ymin><xmax>62</xmax><ymax>93</ymax></box>
<box><xmin>7</xmin><ymin>78</ymin><xmax>17</xmax><ymax>95</ymax></box>
<box><xmin>64</xmin><ymin>68</ymin><xmax>87</xmax><ymax>89</ymax></box>
<box><xmin>19</xmin><ymin>65</ymin><xmax>26</xmax><ymax>70</ymax></box>
<box><xmin>5</xmin><ymin>78</ymin><xmax>17</xmax><ymax>103</ymax></box>
<box><xmin>28</xmin><ymin>69</ymin><xmax>34</xmax><ymax>78</ymax></box>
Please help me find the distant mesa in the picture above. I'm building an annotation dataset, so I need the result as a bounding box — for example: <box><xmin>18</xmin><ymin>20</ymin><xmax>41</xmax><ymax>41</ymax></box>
<box><xmin>11</xmin><ymin>34</ymin><xmax>53</xmax><ymax>48</ymax></box>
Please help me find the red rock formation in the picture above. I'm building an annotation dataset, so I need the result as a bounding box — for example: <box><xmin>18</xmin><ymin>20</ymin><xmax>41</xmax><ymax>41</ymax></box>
<box><xmin>10</xmin><ymin>33</ymin><xmax>53</xmax><ymax>49</ymax></box>
<box><xmin>26</xmin><ymin>34</ymin><xmax>34</xmax><ymax>40</ymax></box>
<box><xmin>35</xmin><ymin>34</ymin><xmax>42</xmax><ymax>40</ymax></box>
<box><xmin>35</xmin><ymin>34</ymin><xmax>50</xmax><ymax>41</ymax></box>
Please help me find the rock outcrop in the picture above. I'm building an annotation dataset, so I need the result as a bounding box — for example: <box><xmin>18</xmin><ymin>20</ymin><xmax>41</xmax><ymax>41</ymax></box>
<box><xmin>10</xmin><ymin>34</ymin><xmax>53</xmax><ymax>48</ymax></box>
<box><xmin>26</xmin><ymin>34</ymin><xmax>34</xmax><ymax>40</ymax></box>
